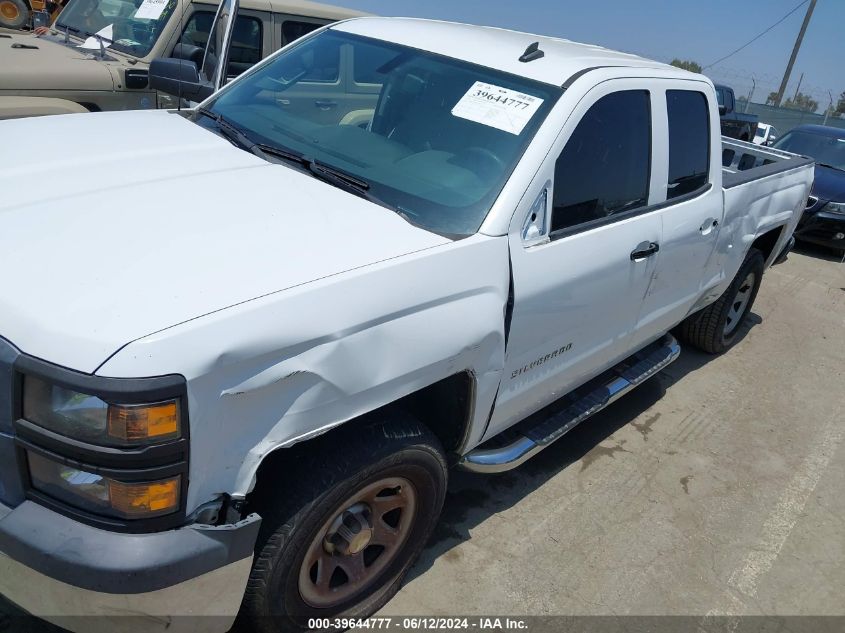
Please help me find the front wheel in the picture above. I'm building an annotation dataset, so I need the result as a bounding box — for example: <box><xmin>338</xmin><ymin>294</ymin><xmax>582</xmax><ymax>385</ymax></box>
<box><xmin>678</xmin><ymin>249</ymin><xmax>765</xmax><ymax>354</ymax></box>
<box><xmin>0</xmin><ymin>0</ymin><xmax>28</xmax><ymax>29</ymax></box>
<box><xmin>240</xmin><ymin>414</ymin><xmax>448</xmax><ymax>633</ymax></box>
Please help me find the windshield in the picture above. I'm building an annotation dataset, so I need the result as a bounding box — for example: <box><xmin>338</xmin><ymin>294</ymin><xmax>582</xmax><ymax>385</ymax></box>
<box><xmin>57</xmin><ymin>0</ymin><xmax>177</xmax><ymax>58</ymax></box>
<box><xmin>204</xmin><ymin>30</ymin><xmax>562</xmax><ymax>236</ymax></box>
<box><xmin>774</xmin><ymin>129</ymin><xmax>845</xmax><ymax>170</ymax></box>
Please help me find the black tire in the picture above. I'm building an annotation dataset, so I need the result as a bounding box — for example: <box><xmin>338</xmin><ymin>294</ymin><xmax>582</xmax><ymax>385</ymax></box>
<box><xmin>240</xmin><ymin>412</ymin><xmax>448</xmax><ymax>633</ymax></box>
<box><xmin>0</xmin><ymin>0</ymin><xmax>29</xmax><ymax>29</ymax></box>
<box><xmin>678</xmin><ymin>249</ymin><xmax>765</xmax><ymax>354</ymax></box>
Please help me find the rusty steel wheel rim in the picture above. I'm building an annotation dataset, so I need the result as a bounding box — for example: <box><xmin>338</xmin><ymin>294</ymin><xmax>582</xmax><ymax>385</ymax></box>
<box><xmin>298</xmin><ymin>476</ymin><xmax>418</xmax><ymax>608</ymax></box>
<box><xmin>0</xmin><ymin>1</ymin><xmax>21</xmax><ymax>20</ymax></box>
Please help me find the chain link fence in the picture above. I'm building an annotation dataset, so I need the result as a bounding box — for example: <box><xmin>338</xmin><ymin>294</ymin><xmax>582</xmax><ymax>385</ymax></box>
<box><xmin>744</xmin><ymin>102</ymin><xmax>845</xmax><ymax>135</ymax></box>
<box><xmin>702</xmin><ymin>65</ymin><xmax>845</xmax><ymax>135</ymax></box>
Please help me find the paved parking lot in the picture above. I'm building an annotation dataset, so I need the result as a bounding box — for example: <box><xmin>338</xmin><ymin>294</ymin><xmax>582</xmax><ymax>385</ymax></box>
<box><xmin>382</xmin><ymin>246</ymin><xmax>845</xmax><ymax>618</ymax></box>
<box><xmin>2</xmin><ymin>248</ymin><xmax>843</xmax><ymax>631</ymax></box>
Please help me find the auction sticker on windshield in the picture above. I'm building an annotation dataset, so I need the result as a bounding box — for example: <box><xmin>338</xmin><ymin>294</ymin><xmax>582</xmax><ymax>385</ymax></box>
<box><xmin>134</xmin><ymin>0</ymin><xmax>168</xmax><ymax>20</ymax></box>
<box><xmin>452</xmin><ymin>81</ymin><xmax>544</xmax><ymax>135</ymax></box>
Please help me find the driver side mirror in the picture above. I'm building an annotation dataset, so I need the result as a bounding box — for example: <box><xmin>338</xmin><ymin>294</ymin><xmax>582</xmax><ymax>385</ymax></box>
<box><xmin>765</xmin><ymin>135</ymin><xmax>777</xmax><ymax>146</ymax></box>
<box><xmin>718</xmin><ymin>105</ymin><xmax>727</xmax><ymax>116</ymax></box>
<box><xmin>149</xmin><ymin>57</ymin><xmax>214</xmax><ymax>102</ymax></box>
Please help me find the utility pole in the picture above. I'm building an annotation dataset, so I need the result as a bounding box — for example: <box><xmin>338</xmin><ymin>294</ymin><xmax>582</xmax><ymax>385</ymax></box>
<box><xmin>823</xmin><ymin>90</ymin><xmax>833</xmax><ymax>125</ymax></box>
<box><xmin>745</xmin><ymin>77</ymin><xmax>756</xmax><ymax>112</ymax></box>
<box><xmin>791</xmin><ymin>72</ymin><xmax>804</xmax><ymax>104</ymax></box>
<box><xmin>774</xmin><ymin>0</ymin><xmax>817</xmax><ymax>107</ymax></box>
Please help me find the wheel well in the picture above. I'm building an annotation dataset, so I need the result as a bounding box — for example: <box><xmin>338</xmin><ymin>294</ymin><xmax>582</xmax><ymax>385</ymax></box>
<box><xmin>751</xmin><ymin>227</ymin><xmax>784</xmax><ymax>263</ymax></box>
<box><xmin>246</xmin><ymin>372</ymin><xmax>474</xmax><ymax>503</ymax></box>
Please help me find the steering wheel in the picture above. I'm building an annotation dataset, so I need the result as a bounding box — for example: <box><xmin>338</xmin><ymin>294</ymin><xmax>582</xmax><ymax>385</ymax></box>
<box><xmin>455</xmin><ymin>146</ymin><xmax>506</xmax><ymax>180</ymax></box>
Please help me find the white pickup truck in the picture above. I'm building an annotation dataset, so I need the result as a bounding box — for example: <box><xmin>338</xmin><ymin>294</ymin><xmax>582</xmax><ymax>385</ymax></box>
<box><xmin>0</xmin><ymin>16</ymin><xmax>813</xmax><ymax>633</ymax></box>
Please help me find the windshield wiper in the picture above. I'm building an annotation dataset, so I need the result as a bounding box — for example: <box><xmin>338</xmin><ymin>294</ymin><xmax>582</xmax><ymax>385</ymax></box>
<box><xmin>261</xmin><ymin>145</ymin><xmax>402</xmax><ymax>215</ymax></box>
<box><xmin>817</xmin><ymin>162</ymin><xmax>845</xmax><ymax>173</ymax></box>
<box><xmin>196</xmin><ymin>110</ymin><xmax>403</xmax><ymax>216</ymax></box>
<box><xmin>197</xmin><ymin>108</ymin><xmax>263</xmax><ymax>155</ymax></box>
<box><xmin>307</xmin><ymin>160</ymin><xmax>409</xmax><ymax>217</ymax></box>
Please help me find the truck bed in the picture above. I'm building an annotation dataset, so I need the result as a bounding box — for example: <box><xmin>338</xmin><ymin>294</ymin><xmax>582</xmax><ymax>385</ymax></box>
<box><xmin>722</xmin><ymin>137</ymin><xmax>814</xmax><ymax>189</ymax></box>
<box><xmin>703</xmin><ymin>137</ymin><xmax>815</xmax><ymax>304</ymax></box>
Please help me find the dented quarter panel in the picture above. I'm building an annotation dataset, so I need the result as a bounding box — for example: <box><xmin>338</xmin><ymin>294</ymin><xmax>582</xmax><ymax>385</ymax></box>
<box><xmin>697</xmin><ymin>165</ymin><xmax>812</xmax><ymax>309</ymax></box>
<box><xmin>97</xmin><ymin>234</ymin><xmax>510</xmax><ymax>513</ymax></box>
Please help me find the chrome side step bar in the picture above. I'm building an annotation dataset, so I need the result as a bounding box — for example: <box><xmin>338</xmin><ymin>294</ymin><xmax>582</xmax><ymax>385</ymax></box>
<box><xmin>458</xmin><ymin>334</ymin><xmax>681</xmax><ymax>474</ymax></box>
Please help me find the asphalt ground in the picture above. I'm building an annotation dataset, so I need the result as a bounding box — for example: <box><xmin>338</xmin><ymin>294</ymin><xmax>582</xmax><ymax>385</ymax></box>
<box><xmin>382</xmin><ymin>245</ymin><xmax>845</xmax><ymax>621</ymax></box>
<box><xmin>2</xmin><ymin>246</ymin><xmax>844</xmax><ymax>632</ymax></box>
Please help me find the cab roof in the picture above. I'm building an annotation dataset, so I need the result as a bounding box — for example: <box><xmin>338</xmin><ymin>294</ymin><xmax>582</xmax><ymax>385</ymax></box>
<box><xmin>194</xmin><ymin>0</ymin><xmax>367</xmax><ymax>20</ymax></box>
<box><xmin>333</xmin><ymin>17</ymin><xmax>682</xmax><ymax>87</ymax></box>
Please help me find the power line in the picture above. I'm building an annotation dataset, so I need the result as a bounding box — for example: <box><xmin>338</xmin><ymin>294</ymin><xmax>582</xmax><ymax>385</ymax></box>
<box><xmin>703</xmin><ymin>0</ymin><xmax>809</xmax><ymax>70</ymax></box>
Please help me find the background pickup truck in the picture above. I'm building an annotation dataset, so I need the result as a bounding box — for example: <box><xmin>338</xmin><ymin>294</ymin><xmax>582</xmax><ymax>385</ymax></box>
<box><xmin>715</xmin><ymin>83</ymin><xmax>759</xmax><ymax>141</ymax></box>
<box><xmin>0</xmin><ymin>17</ymin><xmax>813</xmax><ymax>633</ymax></box>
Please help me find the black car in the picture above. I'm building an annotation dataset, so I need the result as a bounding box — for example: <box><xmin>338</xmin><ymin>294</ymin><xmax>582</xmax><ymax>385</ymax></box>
<box><xmin>773</xmin><ymin>124</ymin><xmax>845</xmax><ymax>256</ymax></box>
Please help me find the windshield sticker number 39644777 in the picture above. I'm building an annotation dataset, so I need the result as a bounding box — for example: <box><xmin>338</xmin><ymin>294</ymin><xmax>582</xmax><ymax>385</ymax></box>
<box><xmin>451</xmin><ymin>81</ymin><xmax>544</xmax><ymax>135</ymax></box>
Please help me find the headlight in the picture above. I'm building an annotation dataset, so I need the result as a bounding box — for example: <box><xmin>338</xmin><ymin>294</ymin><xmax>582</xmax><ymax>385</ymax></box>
<box><xmin>27</xmin><ymin>451</ymin><xmax>180</xmax><ymax>519</ymax></box>
<box><xmin>824</xmin><ymin>200</ymin><xmax>845</xmax><ymax>215</ymax></box>
<box><xmin>23</xmin><ymin>376</ymin><xmax>181</xmax><ymax>447</ymax></box>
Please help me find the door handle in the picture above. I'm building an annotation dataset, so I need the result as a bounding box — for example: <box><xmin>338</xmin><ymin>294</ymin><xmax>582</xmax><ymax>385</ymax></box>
<box><xmin>630</xmin><ymin>241</ymin><xmax>659</xmax><ymax>261</ymax></box>
<box><xmin>314</xmin><ymin>99</ymin><xmax>338</xmax><ymax>110</ymax></box>
<box><xmin>699</xmin><ymin>218</ymin><xmax>719</xmax><ymax>234</ymax></box>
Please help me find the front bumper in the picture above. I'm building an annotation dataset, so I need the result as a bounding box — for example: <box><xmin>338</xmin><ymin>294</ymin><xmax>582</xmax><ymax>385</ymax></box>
<box><xmin>794</xmin><ymin>210</ymin><xmax>845</xmax><ymax>250</ymax></box>
<box><xmin>0</xmin><ymin>500</ymin><xmax>260</xmax><ymax>633</ymax></box>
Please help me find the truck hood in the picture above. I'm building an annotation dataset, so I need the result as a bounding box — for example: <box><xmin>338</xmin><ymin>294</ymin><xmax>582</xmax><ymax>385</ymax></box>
<box><xmin>0</xmin><ymin>110</ymin><xmax>450</xmax><ymax>373</ymax></box>
<box><xmin>811</xmin><ymin>164</ymin><xmax>845</xmax><ymax>203</ymax></box>
<box><xmin>0</xmin><ymin>32</ymin><xmax>114</xmax><ymax>91</ymax></box>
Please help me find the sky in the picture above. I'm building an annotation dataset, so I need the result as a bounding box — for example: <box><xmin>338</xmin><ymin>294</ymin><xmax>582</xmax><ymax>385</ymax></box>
<box><xmin>326</xmin><ymin>0</ymin><xmax>844</xmax><ymax>109</ymax></box>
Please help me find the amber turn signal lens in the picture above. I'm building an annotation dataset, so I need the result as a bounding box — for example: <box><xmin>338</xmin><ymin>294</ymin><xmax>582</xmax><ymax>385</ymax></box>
<box><xmin>107</xmin><ymin>401</ymin><xmax>180</xmax><ymax>443</ymax></box>
<box><xmin>108</xmin><ymin>477</ymin><xmax>180</xmax><ymax>517</ymax></box>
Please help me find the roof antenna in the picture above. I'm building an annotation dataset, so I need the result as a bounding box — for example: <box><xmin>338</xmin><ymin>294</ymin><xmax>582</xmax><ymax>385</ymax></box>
<box><xmin>519</xmin><ymin>41</ymin><xmax>544</xmax><ymax>63</ymax></box>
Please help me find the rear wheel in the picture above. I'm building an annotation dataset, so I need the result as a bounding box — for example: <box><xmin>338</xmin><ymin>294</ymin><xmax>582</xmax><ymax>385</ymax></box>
<box><xmin>678</xmin><ymin>249</ymin><xmax>764</xmax><ymax>354</ymax></box>
<box><xmin>0</xmin><ymin>0</ymin><xmax>28</xmax><ymax>29</ymax></box>
<box><xmin>240</xmin><ymin>413</ymin><xmax>447</xmax><ymax>633</ymax></box>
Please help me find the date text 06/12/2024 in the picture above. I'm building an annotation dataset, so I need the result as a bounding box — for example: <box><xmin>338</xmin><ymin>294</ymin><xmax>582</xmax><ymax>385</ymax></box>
<box><xmin>307</xmin><ymin>617</ymin><xmax>529</xmax><ymax>630</ymax></box>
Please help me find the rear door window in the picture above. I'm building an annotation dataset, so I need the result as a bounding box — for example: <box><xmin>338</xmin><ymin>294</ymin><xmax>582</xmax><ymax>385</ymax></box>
<box><xmin>551</xmin><ymin>90</ymin><xmax>651</xmax><ymax>234</ymax></box>
<box><xmin>666</xmin><ymin>90</ymin><xmax>710</xmax><ymax>198</ymax></box>
<box><xmin>179</xmin><ymin>12</ymin><xmax>262</xmax><ymax>77</ymax></box>
<box><xmin>281</xmin><ymin>20</ymin><xmax>324</xmax><ymax>45</ymax></box>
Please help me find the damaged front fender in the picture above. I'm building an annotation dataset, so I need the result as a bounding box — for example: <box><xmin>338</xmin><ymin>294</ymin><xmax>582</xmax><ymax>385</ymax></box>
<box><xmin>97</xmin><ymin>234</ymin><xmax>510</xmax><ymax>514</ymax></box>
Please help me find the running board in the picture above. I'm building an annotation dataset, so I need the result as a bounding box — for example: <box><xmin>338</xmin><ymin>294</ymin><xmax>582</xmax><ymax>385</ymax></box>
<box><xmin>458</xmin><ymin>334</ymin><xmax>681</xmax><ymax>474</ymax></box>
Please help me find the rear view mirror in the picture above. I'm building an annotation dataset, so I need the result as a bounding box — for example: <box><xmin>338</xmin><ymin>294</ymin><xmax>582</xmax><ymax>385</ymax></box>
<box><xmin>149</xmin><ymin>58</ymin><xmax>214</xmax><ymax>102</ymax></box>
